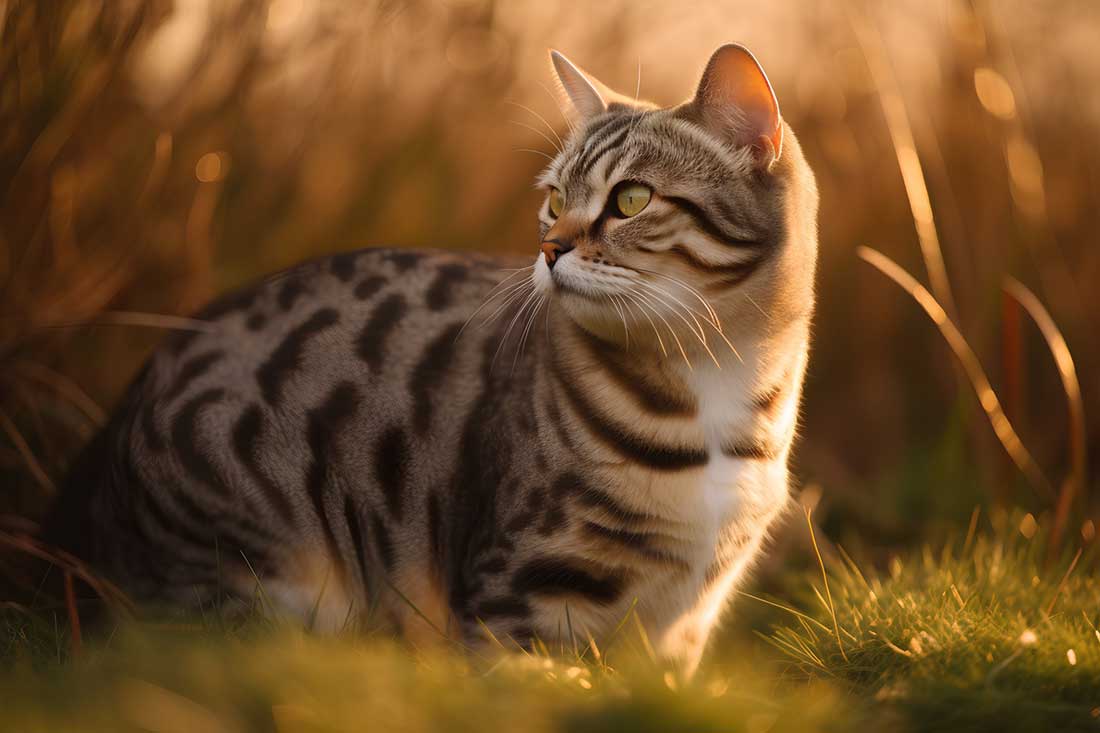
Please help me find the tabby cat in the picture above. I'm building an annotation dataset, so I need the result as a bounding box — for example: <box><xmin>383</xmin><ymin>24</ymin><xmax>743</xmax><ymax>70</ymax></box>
<box><xmin>47</xmin><ymin>44</ymin><xmax>818</xmax><ymax>677</ymax></box>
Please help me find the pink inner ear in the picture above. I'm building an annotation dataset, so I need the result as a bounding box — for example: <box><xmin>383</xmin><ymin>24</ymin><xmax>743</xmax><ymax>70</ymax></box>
<box><xmin>550</xmin><ymin>50</ymin><xmax>607</xmax><ymax>121</ymax></box>
<box><xmin>697</xmin><ymin>45</ymin><xmax>782</xmax><ymax>159</ymax></box>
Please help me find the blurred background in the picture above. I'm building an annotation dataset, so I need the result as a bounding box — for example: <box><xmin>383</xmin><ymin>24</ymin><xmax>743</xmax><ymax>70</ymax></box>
<box><xmin>1</xmin><ymin>0</ymin><xmax>1097</xmax><ymax>558</ymax></box>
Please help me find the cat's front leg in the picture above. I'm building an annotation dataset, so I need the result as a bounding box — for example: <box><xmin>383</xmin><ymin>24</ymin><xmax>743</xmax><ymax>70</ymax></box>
<box><xmin>651</xmin><ymin>615</ymin><xmax>714</xmax><ymax>681</ymax></box>
<box><xmin>650</xmin><ymin>528</ymin><xmax>775</xmax><ymax>679</ymax></box>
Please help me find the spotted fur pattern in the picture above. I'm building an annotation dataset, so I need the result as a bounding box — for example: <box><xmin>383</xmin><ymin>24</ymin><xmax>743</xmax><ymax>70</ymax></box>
<box><xmin>47</xmin><ymin>45</ymin><xmax>818</xmax><ymax>676</ymax></box>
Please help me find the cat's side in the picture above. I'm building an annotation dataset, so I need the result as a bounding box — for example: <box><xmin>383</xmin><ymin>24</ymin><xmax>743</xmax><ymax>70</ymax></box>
<box><xmin>47</xmin><ymin>44</ymin><xmax>818</xmax><ymax>677</ymax></box>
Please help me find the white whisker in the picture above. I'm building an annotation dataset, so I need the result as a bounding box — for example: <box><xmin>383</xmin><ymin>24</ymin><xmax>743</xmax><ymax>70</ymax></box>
<box><xmin>626</xmin><ymin>289</ymin><xmax>692</xmax><ymax>370</ymax></box>
<box><xmin>636</xmin><ymin>281</ymin><xmax>709</xmax><ymax>343</ymax></box>
<box><xmin>483</xmin><ymin>282</ymin><xmax>535</xmax><ymax>329</ymax></box>
<box><xmin>535</xmin><ymin>81</ymin><xmax>577</xmax><ymax>136</ymax></box>
<box><xmin>494</xmin><ymin>286</ymin><xmax>541</xmax><ymax>372</ymax></box>
<box><xmin>543</xmin><ymin>293</ymin><xmax>553</xmax><ymax>346</ymax></box>
<box><xmin>635</xmin><ymin>281</ymin><xmax>721</xmax><ymax>368</ymax></box>
<box><xmin>743</xmin><ymin>292</ymin><xmax>768</xmax><ymax>319</ymax></box>
<box><xmin>608</xmin><ymin>294</ymin><xmax>631</xmax><ymax>348</ymax></box>
<box><xmin>513</xmin><ymin>295</ymin><xmax>546</xmax><ymax>372</ymax></box>
<box><xmin>508</xmin><ymin>119</ymin><xmax>563</xmax><ymax>155</ymax></box>
<box><xmin>626</xmin><ymin>59</ymin><xmax>644</xmax><ymax>138</ymax></box>
<box><xmin>507</xmin><ymin>99</ymin><xmax>567</xmax><ymax>151</ymax></box>
<box><xmin>514</xmin><ymin>147</ymin><xmax>555</xmax><ymax>163</ymax></box>
<box><xmin>457</xmin><ymin>270</ymin><xmax>534</xmax><ymax>341</ymax></box>
<box><xmin>634</xmin><ymin>266</ymin><xmax>721</xmax><ymax>329</ymax></box>
<box><xmin>634</xmin><ymin>269</ymin><xmax>743</xmax><ymax>363</ymax></box>
<box><xmin>640</xmin><ymin>278</ymin><xmax>743</xmax><ymax>363</ymax></box>
<box><xmin>621</xmin><ymin>289</ymin><xmax>667</xmax><ymax>358</ymax></box>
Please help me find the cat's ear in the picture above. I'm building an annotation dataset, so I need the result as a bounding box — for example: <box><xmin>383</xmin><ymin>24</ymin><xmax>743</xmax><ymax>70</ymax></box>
<box><xmin>550</xmin><ymin>49</ymin><xmax>608</xmax><ymax>121</ymax></box>
<box><xmin>688</xmin><ymin>44</ymin><xmax>782</xmax><ymax>169</ymax></box>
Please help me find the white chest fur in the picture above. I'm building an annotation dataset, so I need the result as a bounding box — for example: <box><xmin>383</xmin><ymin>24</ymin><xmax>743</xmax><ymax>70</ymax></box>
<box><xmin>621</xmin><ymin>360</ymin><xmax>791</xmax><ymax>584</ymax></box>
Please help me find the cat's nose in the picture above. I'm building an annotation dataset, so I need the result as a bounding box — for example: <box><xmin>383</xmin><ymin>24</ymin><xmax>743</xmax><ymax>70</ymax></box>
<box><xmin>540</xmin><ymin>239</ymin><xmax>574</xmax><ymax>269</ymax></box>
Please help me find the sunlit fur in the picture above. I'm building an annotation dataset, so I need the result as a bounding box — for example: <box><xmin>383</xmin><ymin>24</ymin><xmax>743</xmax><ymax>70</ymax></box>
<box><xmin>517</xmin><ymin>51</ymin><xmax>819</xmax><ymax>675</ymax></box>
<box><xmin>532</xmin><ymin>109</ymin><xmax>816</xmax><ymax>356</ymax></box>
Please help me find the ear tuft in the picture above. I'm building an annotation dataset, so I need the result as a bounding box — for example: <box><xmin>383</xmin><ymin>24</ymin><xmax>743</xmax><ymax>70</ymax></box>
<box><xmin>690</xmin><ymin>44</ymin><xmax>782</xmax><ymax>168</ymax></box>
<box><xmin>550</xmin><ymin>49</ymin><xmax>608</xmax><ymax>121</ymax></box>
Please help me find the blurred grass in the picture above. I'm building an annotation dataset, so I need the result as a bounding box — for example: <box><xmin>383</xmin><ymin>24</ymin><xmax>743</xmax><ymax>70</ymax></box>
<box><xmin>0</xmin><ymin>630</ymin><xmax>854</xmax><ymax>732</ymax></box>
<box><xmin>2</xmin><ymin>1</ymin><xmax>1100</xmax><ymax>729</ymax></box>
<box><xmin>3</xmin><ymin>514</ymin><xmax>1098</xmax><ymax>732</ymax></box>
<box><xmin>1</xmin><ymin>0</ymin><xmax>1098</xmax><ymax>537</ymax></box>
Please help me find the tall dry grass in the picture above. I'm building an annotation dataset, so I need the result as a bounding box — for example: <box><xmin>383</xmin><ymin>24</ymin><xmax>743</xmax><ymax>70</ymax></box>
<box><xmin>0</xmin><ymin>0</ymin><xmax>1097</xmax><ymax>549</ymax></box>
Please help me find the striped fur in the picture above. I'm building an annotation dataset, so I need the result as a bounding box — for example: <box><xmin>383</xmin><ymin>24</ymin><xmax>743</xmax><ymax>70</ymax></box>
<box><xmin>46</xmin><ymin>45</ymin><xmax>817</xmax><ymax>678</ymax></box>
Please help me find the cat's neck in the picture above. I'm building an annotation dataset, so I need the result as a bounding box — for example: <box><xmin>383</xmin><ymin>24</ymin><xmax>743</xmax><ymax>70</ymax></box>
<box><xmin>553</xmin><ymin>306</ymin><xmax>804</xmax><ymax>409</ymax></box>
<box><xmin>550</xmin><ymin>303</ymin><xmax>807</xmax><ymax>476</ymax></box>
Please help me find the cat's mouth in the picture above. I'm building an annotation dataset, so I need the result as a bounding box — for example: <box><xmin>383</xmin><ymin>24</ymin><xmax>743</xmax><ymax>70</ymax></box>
<box><xmin>537</xmin><ymin>251</ymin><xmax>636</xmax><ymax>303</ymax></box>
<box><xmin>548</xmin><ymin>274</ymin><xmax>605</xmax><ymax>302</ymax></box>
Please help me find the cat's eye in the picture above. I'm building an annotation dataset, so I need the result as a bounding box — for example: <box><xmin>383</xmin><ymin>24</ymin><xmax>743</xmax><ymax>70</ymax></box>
<box><xmin>615</xmin><ymin>183</ymin><xmax>652</xmax><ymax>217</ymax></box>
<box><xmin>548</xmin><ymin>188</ymin><xmax>565</xmax><ymax>218</ymax></box>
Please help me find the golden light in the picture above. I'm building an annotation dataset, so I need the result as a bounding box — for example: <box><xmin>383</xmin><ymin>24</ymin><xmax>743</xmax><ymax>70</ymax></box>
<box><xmin>973</xmin><ymin>67</ymin><xmax>1016</xmax><ymax>120</ymax></box>
<box><xmin>445</xmin><ymin>28</ymin><xmax>505</xmax><ymax>74</ymax></box>
<box><xmin>1006</xmin><ymin>133</ymin><xmax>1046</xmax><ymax>214</ymax></box>
<box><xmin>266</xmin><ymin>0</ymin><xmax>303</xmax><ymax>33</ymax></box>
<box><xmin>195</xmin><ymin>152</ymin><xmax>228</xmax><ymax>183</ymax></box>
<box><xmin>1018</xmin><ymin>513</ymin><xmax>1038</xmax><ymax>539</ymax></box>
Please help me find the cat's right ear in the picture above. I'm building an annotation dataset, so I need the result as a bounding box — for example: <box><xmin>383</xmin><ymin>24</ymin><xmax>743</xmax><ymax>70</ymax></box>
<box><xmin>550</xmin><ymin>50</ymin><xmax>608</xmax><ymax>121</ymax></box>
<box><xmin>686</xmin><ymin>44</ymin><xmax>783</xmax><ymax>169</ymax></box>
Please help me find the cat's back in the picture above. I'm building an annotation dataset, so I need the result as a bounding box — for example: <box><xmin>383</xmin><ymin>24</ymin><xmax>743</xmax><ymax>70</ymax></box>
<box><xmin>50</xmin><ymin>247</ymin><xmax>532</xmax><ymax>600</ymax></box>
<box><xmin>137</xmin><ymin>247</ymin><xmax>531</xmax><ymax>470</ymax></box>
<box><xmin>150</xmin><ymin>247</ymin><xmax>513</xmax><ymax>410</ymax></box>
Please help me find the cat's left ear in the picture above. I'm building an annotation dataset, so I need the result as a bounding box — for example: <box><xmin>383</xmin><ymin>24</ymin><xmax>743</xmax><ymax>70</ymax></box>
<box><xmin>550</xmin><ymin>50</ymin><xmax>608</xmax><ymax>121</ymax></box>
<box><xmin>687</xmin><ymin>44</ymin><xmax>783</xmax><ymax>170</ymax></box>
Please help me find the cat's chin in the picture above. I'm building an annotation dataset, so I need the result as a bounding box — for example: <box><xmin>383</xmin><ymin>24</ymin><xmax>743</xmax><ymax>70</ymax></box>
<box><xmin>553</xmin><ymin>295</ymin><xmax>666</xmax><ymax>355</ymax></box>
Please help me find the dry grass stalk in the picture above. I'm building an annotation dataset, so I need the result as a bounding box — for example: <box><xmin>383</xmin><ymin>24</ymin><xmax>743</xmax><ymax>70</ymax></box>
<box><xmin>63</xmin><ymin>570</ymin><xmax>82</xmax><ymax>656</ymax></box>
<box><xmin>845</xmin><ymin>3</ymin><xmax>957</xmax><ymax>319</ymax></box>
<box><xmin>1003</xmin><ymin>278</ymin><xmax>1088</xmax><ymax>555</ymax></box>
<box><xmin>805</xmin><ymin>507</ymin><xmax>848</xmax><ymax>663</ymax></box>
<box><xmin>1043</xmin><ymin>547</ymin><xmax>1083</xmax><ymax>617</ymax></box>
<box><xmin>0</xmin><ymin>407</ymin><xmax>56</xmax><ymax>494</ymax></box>
<box><xmin>0</xmin><ymin>529</ymin><xmax>135</xmax><ymax>616</ymax></box>
<box><xmin>857</xmin><ymin>247</ymin><xmax>1053</xmax><ymax>500</ymax></box>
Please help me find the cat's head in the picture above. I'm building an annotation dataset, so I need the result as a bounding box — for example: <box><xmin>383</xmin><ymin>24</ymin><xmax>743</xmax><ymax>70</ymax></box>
<box><xmin>532</xmin><ymin>44</ymin><xmax>818</xmax><ymax>361</ymax></box>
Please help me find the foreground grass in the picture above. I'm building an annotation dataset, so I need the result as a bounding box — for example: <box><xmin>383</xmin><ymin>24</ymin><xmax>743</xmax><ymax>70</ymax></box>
<box><xmin>0</xmin><ymin>623</ymin><xmax>850</xmax><ymax>732</ymax></box>
<box><xmin>2</xmin><ymin>515</ymin><xmax>1098</xmax><ymax>732</ymax></box>
<box><xmin>770</xmin><ymin>513</ymin><xmax>1100</xmax><ymax>731</ymax></box>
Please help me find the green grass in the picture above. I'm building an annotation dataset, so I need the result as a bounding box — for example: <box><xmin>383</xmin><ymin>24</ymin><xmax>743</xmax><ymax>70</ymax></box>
<box><xmin>770</xmin><ymin>511</ymin><xmax>1100</xmax><ymax>731</ymax></box>
<box><xmin>2</xmin><ymin>513</ymin><xmax>1098</xmax><ymax>732</ymax></box>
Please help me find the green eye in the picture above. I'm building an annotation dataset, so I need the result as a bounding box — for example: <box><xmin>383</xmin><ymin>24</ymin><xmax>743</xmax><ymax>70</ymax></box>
<box><xmin>548</xmin><ymin>188</ymin><xmax>565</xmax><ymax>218</ymax></box>
<box><xmin>615</xmin><ymin>183</ymin><xmax>652</xmax><ymax>217</ymax></box>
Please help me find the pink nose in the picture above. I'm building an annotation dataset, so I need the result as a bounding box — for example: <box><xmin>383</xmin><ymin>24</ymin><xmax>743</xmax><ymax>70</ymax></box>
<box><xmin>540</xmin><ymin>240</ymin><xmax>574</xmax><ymax>269</ymax></box>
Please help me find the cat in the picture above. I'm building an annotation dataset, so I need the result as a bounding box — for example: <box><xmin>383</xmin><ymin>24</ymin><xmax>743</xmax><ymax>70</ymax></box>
<box><xmin>46</xmin><ymin>43</ymin><xmax>818</xmax><ymax>677</ymax></box>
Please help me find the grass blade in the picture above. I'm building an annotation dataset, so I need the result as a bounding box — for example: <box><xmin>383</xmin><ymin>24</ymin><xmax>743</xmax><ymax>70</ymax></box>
<box><xmin>1003</xmin><ymin>277</ymin><xmax>1087</xmax><ymax>554</ymax></box>
<box><xmin>858</xmin><ymin>246</ymin><xmax>1054</xmax><ymax>500</ymax></box>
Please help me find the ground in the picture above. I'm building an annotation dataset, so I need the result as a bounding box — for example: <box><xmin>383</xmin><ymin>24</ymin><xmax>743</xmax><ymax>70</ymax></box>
<box><xmin>3</xmin><ymin>511</ymin><xmax>1097</xmax><ymax>732</ymax></box>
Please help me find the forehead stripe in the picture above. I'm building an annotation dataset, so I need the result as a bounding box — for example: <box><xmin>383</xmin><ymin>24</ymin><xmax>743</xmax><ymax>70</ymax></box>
<box><xmin>580</xmin><ymin>113</ymin><xmax>632</xmax><ymax>155</ymax></box>
<box><xmin>572</xmin><ymin>114</ymin><xmax>635</xmax><ymax>175</ymax></box>
<box><xmin>600</xmin><ymin>144</ymin><xmax>632</xmax><ymax>182</ymax></box>
<box><xmin>577</xmin><ymin>127</ymin><xmax>632</xmax><ymax>178</ymax></box>
<box><xmin>581</xmin><ymin>112</ymin><xmax>625</xmax><ymax>141</ymax></box>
